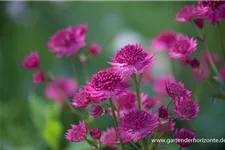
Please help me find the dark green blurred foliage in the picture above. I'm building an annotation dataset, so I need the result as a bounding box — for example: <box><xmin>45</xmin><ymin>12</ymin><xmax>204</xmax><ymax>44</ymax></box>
<box><xmin>1</xmin><ymin>1</ymin><xmax>225</xmax><ymax>150</ymax></box>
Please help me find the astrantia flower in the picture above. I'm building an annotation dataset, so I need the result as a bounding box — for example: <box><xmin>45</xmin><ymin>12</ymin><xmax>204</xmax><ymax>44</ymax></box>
<box><xmin>33</xmin><ymin>70</ymin><xmax>45</xmax><ymax>84</ymax></box>
<box><xmin>158</xmin><ymin>122</ymin><xmax>175</xmax><ymax>133</ymax></box>
<box><xmin>158</xmin><ymin>106</ymin><xmax>169</xmax><ymax>120</ymax></box>
<box><xmin>21</xmin><ymin>51</ymin><xmax>39</xmax><ymax>69</ymax></box>
<box><xmin>197</xmin><ymin>0</ymin><xmax>225</xmax><ymax>24</ymax></box>
<box><xmin>48</xmin><ymin>24</ymin><xmax>88</xmax><ymax>58</ymax></box>
<box><xmin>109</xmin><ymin>44</ymin><xmax>153</xmax><ymax>76</ymax></box>
<box><xmin>176</xmin><ymin>5</ymin><xmax>197</xmax><ymax>22</ymax></box>
<box><xmin>90</xmin><ymin>128</ymin><xmax>102</xmax><ymax>140</ymax></box>
<box><xmin>72</xmin><ymin>89</ymin><xmax>92</xmax><ymax>108</ymax></box>
<box><xmin>142</xmin><ymin>96</ymin><xmax>160</xmax><ymax>109</ymax></box>
<box><xmin>65</xmin><ymin>121</ymin><xmax>87</xmax><ymax>142</ymax></box>
<box><xmin>192</xmin><ymin>64</ymin><xmax>209</xmax><ymax>82</ymax></box>
<box><xmin>166</xmin><ymin>78</ymin><xmax>191</xmax><ymax>100</ymax></box>
<box><xmin>153</xmin><ymin>75</ymin><xmax>173</xmax><ymax>95</ymax></box>
<box><xmin>168</xmin><ymin>35</ymin><xmax>197</xmax><ymax>59</ymax></box>
<box><xmin>201</xmin><ymin>51</ymin><xmax>220</xmax><ymax>65</ymax></box>
<box><xmin>219</xmin><ymin>65</ymin><xmax>225</xmax><ymax>80</ymax></box>
<box><xmin>100</xmin><ymin>128</ymin><xmax>119</xmax><ymax>148</ymax></box>
<box><xmin>173</xmin><ymin>128</ymin><xmax>196</xmax><ymax>147</ymax></box>
<box><xmin>174</xmin><ymin>97</ymin><xmax>199</xmax><ymax>120</ymax></box>
<box><xmin>119</xmin><ymin>110</ymin><xmax>158</xmax><ymax>142</ymax></box>
<box><xmin>89</xmin><ymin>43</ymin><xmax>102</xmax><ymax>55</ymax></box>
<box><xmin>45</xmin><ymin>77</ymin><xmax>77</xmax><ymax>107</ymax></box>
<box><xmin>151</xmin><ymin>30</ymin><xmax>178</xmax><ymax>51</ymax></box>
<box><xmin>116</xmin><ymin>91</ymin><xmax>137</xmax><ymax>117</ymax></box>
<box><xmin>91</xmin><ymin>105</ymin><xmax>103</xmax><ymax>118</ymax></box>
<box><xmin>85</xmin><ymin>68</ymin><xmax>129</xmax><ymax>100</ymax></box>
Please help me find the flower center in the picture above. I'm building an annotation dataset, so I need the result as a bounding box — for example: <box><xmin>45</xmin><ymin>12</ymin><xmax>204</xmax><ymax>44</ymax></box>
<box><xmin>167</xmin><ymin>83</ymin><xmax>186</xmax><ymax>97</ymax></box>
<box><xmin>174</xmin><ymin>40</ymin><xmax>190</xmax><ymax>54</ymax></box>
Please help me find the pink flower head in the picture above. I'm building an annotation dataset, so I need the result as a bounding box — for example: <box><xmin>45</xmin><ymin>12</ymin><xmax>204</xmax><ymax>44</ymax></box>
<box><xmin>119</xmin><ymin>110</ymin><xmax>158</xmax><ymax>142</ymax></box>
<box><xmin>219</xmin><ymin>65</ymin><xmax>225</xmax><ymax>80</ymax></box>
<box><xmin>158</xmin><ymin>122</ymin><xmax>175</xmax><ymax>133</ymax></box>
<box><xmin>169</xmin><ymin>35</ymin><xmax>197</xmax><ymax>59</ymax></box>
<box><xmin>158</xmin><ymin>106</ymin><xmax>169</xmax><ymax>120</ymax></box>
<box><xmin>85</xmin><ymin>68</ymin><xmax>129</xmax><ymax>100</ymax></box>
<box><xmin>65</xmin><ymin>121</ymin><xmax>87</xmax><ymax>142</ymax></box>
<box><xmin>194</xmin><ymin>17</ymin><xmax>205</xmax><ymax>29</ymax></box>
<box><xmin>197</xmin><ymin>0</ymin><xmax>225</xmax><ymax>24</ymax></box>
<box><xmin>176</xmin><ymin>5</ymin><xmax>197</xmax><ymax>22</ymax></box>
<box><xmin>153</xmin><ymin>75</ymin><xmax>173</xmax><ymax>95</ymax></box>
<box><xmin>192</xmin><ymin>64</ymin><xmax>209</xmax><ymax>82</ymax></box>
<box><xmin>166</xmin><ymin>78</ymin><xmax>191</xmax><ymax>100</ymax></box>
<box><xmin>151</xmin><ymin>30</ymin><xmax>178</xmax><ymax>51</ymax></box>
<box><xmin>21</xmin><ymin>51</ymin><xmax>39</xmax><ymax>69</ymax></box>
<box><xmin>48</xmin><ymin>24</ymin><xmax>88</xmax><ymax>58</ymax></box>
<box><xmin>45</xmin><ymin>77</ymin><xmax>77</xmax><ymax>107</ymax></box>
<box><xmin>89</xmin><ymin>43</ymin><xmax>102</xmax><ymax>55</ymax></box>
<box><xmin>109</xmin><ymin>44</ymin><xmax>153</xmax><ymax>76</ymax></box>
<box><xmin>90</xmin><ymin>128</ymin><xmax>102</xmax><ymax>140</ymax></box>
<box><xmin>33</xmin><ymin>70</ymin><xmax>45</xmax><ymax>84</ymax></box>
<box><xmin>91</xmin><ymin>105</ymin><xmax>103</xmax><ymax>118</ymax></box>
<box><xmin>116</xmin><ymin>91</ymin><xmax>137</xmax><ymax>117</ymax></box>
<box><xmin>100</xmin><ymin>128</ymin><xmax>119</xmax><ymax>148</ymax></box>
<box><xmin>201</xmin><ymin>51</ymin><xmax>220</xmax><ymax>65</ymax></box>
<box><xmin>142</xmin><ymin>96</ymin><xmax>160</xmax><ymax>109</ymax></box>
<box><xmin>173</xmin><ymin>128</ymin><xmax>196</xmax><ymax>147</ymax></box>
<box><xmin>72</xmin><ymin>89</ymin><xmax>92</xmax><ymax>108</ymax></box>
<box><xmin>190</xmin><ymin>58</ymin><xmax>200</xmax><ymax>69</ymax></box>
<box><xmin>174</xmin><ymin>97</ymin><xmax>199</xmax><ymax>120</ymax></box>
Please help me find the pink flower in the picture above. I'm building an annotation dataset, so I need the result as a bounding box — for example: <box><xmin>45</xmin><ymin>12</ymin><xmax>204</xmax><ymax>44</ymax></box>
<box><xmin>48</xmin><ymin>24</ymin><xmax>88</xmax><ymax>58</ymax></box>
<box><xmin>219</xmin><ymin>65</ymin><xmax>225</xmax><ymax>80</ymax></box>
<box><xmin>142</xmin><ymin>96</ymin><xmax>160</xmax><ymax>109</ymax></box>
<box><xmin>168</xmin><ymin>35</ymin><xmax>197</xmax><ymax>59</ymax></box>
<box><xmin>33</xmin><ymin>70</ymin><xmax>45</xmax><ymax>84</ymax></box>
<box><xmin>194</xmin><ymin>17</ymin><xmax>205</xmax><ymax>29</ymax></box>
<box><xmin>158</xmin><ymin>122</ymin><xmax>175</xmax><ymax>133</ymax></box>
<box><xmin>173</xmin><ymin>128</ymin><xmax>196</xmax><ymax>147</ymax></box>
<box><xmin>65</xmin><ymin>121</ymin><xmax>87</xmax><ymax>142</ymax></box>
<box><xmin>158</xmin><ymin>106</ymin><xmax>169</xmax><ymax>120</ymax></box>
<box><xmin>116</xmin><ymin>91</ymin><xmax>137</xmax><ymax>116</ymax></box>
<box><xmin>197</xmin><ymin>0</ymin><xmax>225</xmax><ymax>24</ymax></box>
<box><xmin>151</xmin><ymin>30</ymin><xmax>178</xmax><ymax>51</ymax></box>
<box><xmin>90</xmin><ymin>128</ymin><xmax>102</xmax><ymax>140</ymax></box>
<box><xmin>119</xmin><ymin>110</ymin><xmax>158</xmax><ymax>142</ymax></box>
<box><xmin>100</xmin><ymin>128</ymin><xmax>119</xmax><ymax>148</ymax></box>
<box><xmin>89</xmin><ymin>43</ymin><xmax>102</xmax><ymax>55</ymax></box>
<box><xmin>192</xmin><ymin>64</ymin><xmax>209</xmax><ymax>82</ymax></box>
<box><xmin>142</xmin><ymin>66</ymin><xmax>152</xmax><ymax>83</ymax></box>
<box><xmin>109</xmin><ymin>44</ymin><xmax>153</xmax><ymax>76</ymax></box>
<box><xmin>45</xmin><ymin>77</ymin><xmax>77</xmax><ymax>107</ymax></box>
<box><xmin>21</xmin><ymin>51</ymin><xmax>39</xmax><ymax>69</ymax></box>
<box><xmin>166</xmin><ymin>78</ymin><xmax>191</xmax><ymax>100</ymax></box>
<box><xmin>153</xmin><ymin>75</ymin><xmax>173</xmax><ymax>95</ymax></box>
<box><xmin>174</xmin><ymin>97</ymin><xmax>199</xmax><ymax>120</ymax></box>
<box><xmin>201</xmin><ymin>51</ymin><xmax>220</xmax><ymax>65</ymax></box>
<box><xmin>189</xmin><ymin>58</ymin><xmax>200</xmax><ymax>69</ymax></box>
<box><xmin>176</xmin><ymin>5</ymin><xmax>197</xmax><ymax>22</ymax></box>
<box><xmin>85</xmin><ymin>68</ymin><xmax>129</xmax><ymax>100</ymax></box>
<box><xmin>91</xmin><ymin>105</ymin><xmax>103</xmax><ymax>118</ymax></box>
<box><xmin>72</xmin><ymin>89</ymin><xmax>91</xmax><ymax>108</ymax></box>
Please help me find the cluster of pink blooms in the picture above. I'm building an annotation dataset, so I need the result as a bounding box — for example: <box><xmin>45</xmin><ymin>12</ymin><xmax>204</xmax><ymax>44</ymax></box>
<box><xmin>21</xmin><ymin>1</ymin><xmax>225</xmax><ymax>150</ymax></box>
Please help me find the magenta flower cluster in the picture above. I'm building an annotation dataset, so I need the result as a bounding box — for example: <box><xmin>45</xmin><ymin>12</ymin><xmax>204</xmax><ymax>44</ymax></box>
<box><xmin>21</xmin><ymin>1</ymin><xmax>225</xmax><ymax>150</ymax></box>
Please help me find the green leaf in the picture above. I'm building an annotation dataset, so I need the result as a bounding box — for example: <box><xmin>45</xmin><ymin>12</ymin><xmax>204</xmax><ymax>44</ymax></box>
<box><xmin>42</xmin><ymin>119</ymin><xmax>63</xmax><ymax>150</ymax></box>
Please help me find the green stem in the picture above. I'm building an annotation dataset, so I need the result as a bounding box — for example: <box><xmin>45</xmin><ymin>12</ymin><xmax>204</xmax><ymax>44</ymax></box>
<box><xmin>83</xmin><ymin>63</ymin><xmax>89</xmax><ymax>81</ymax></box>
<box><xmin>109</xmin><ymin>98</ymin><xmax>125</xmax><ymax>150</ymax></box>
<box><xmin>149</xmin><ymin>129</ymin><xmax>158</xmax><ymax>150</ymax></box>
<box><xmin>179</xmin><ymin>146</ymin><xmax>182</xmax><ymax>150</ymax></box>
<box><xmin>98</xmin><ymin>140</ymin><xmax>101</xmax><ymax>150</ymax></box>
<box><xmin>142</xmin><ymin>138</ymin><xmax>148</xmax><ymax>150</ymax></box>
<box><xmin>133</xmin><ymin>74</ymin><xmax>142</xmax><ymax>109</ymax></box>
<box><xmin>130</xmin><ymin>141</ymin><xmax>140</xmax><ymax>150</ymax></box>
<box><xmin>190</xmin><ymin>21</ymin><xmax>219</xmax><ymax>76</ymax></box>
<box><xmin>166</xmin><ymin>99</ymin><xmax>173</xmax><ymax>109</ymax></box>
<box><xmin>216</xmin><ymin>22</ymin><xmax>225</xmax><ymax>61</ymax></box>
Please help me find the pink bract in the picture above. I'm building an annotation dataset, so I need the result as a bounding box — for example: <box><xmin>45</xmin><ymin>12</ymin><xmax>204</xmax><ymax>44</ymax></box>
<box><xmin>91</xmin><ymin>105</ymin><xmax>104</xmax><ymax>118</ymax></box>
<box><xmin>176</xmin><ymin>5</ymin><xmax>197</xmax><ymax>22</ymax></box>
<box><xmin>158</xmin><ymin>122</ymin><xmax>176</xmax><ymax>133</ymax></box>
<box><xmin>192</xmin><ymin>64</ymin><xmax>209</xmax><ymax>82</ymax></box>
<box><xmin>72</xmin><ymin>89</ymin><xmax>92</xmax><ymax>108</ymax></box>
<box><xmin>90</xmin><ymin>128</ymin><xmax>102</xmax><ymax>140</ymax></box>
<box><xmin>173</xmin><ymin>128</ymin><xmax>196</xmax><ymax>147</ymax></box>
<box><xmin>89</xmin><ymin>43</ymin><xmax>102</xmax><ymax>55</ymax></box>
<box><xmin>33</xmin><ymin>70</ymin><xmax>45</xmax><ymax>84</ymax></box>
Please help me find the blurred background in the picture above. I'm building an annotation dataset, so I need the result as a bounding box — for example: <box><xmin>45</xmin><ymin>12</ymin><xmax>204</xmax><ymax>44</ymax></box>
<box><xmin>1</xmin><ymin>1</ymin><xmax>225</xmax><ymax>150</ymax></box>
